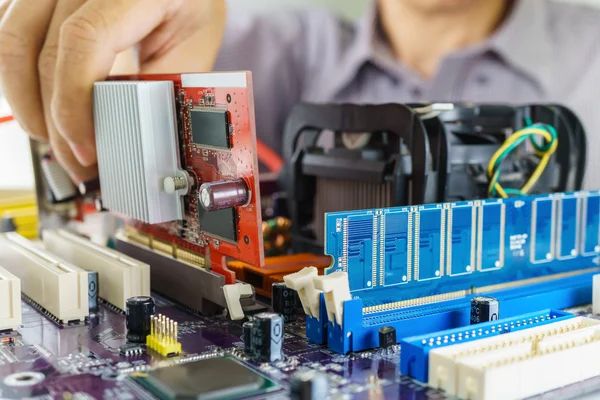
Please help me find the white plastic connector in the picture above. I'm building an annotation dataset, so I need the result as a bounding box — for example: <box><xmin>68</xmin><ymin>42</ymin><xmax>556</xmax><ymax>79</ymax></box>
<box><xmin>593</xmin><ymin>274</ymin><xmax>600</xmax><ymax>315</ymax></box>
<box><xmin>223</xmin><ymin>283</ymin><xmax>253</xmax><ymax>321</ymax></box>
<box><xmin>428</xmin><ymin>316</ymin><xmax>600</xmax><ymax>399</ymax></box>
<box><xmin>0</xmin><ymin>233</ymin><xmax>88</xmax><ymax>323</ymax></box>
<box><xmin>456</xmin><ymin>324</ymin><xmax>600</xmax><ymax>400</ymax></box>
<box><xmin>283</xmin><ymin>267</ymin><xmax>321</xmax><ymax>320</ymax></box>
<box><xmin>0</xmin><ymin>266</ymin><xmax>22</xmax><ymax>331</ymax></box>
<box><xmin>43</xmin><ymin>229</ymin><xmax>150</xmax><ymax>312</ymax></box>
<box><xmin>313</xmin><ymin>272</ymin><xmax>351</xmax><ymax>326</ymax></box>
<box><xmin>429</xmin><ymin>316</ymin><xmax>600</xmax><ymax>396</ymax></box>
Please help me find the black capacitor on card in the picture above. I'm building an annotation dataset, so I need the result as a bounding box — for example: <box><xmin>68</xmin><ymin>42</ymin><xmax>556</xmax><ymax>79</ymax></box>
<box><xmin>470</xmin><ymin>296</ymin><xmax>499</xmax><ymax>324</ymax></box>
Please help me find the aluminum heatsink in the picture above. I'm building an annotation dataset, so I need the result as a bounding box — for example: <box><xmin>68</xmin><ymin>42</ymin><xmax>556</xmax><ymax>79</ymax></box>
<box><xmin>93</xmin><ymin>81</ymin><xmax>187</xmax><ymax>224</ymax></box>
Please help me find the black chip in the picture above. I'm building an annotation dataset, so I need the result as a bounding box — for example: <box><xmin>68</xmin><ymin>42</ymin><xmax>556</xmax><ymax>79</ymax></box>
<box><xmin>190</xmin><ymin>108</ymin><xmax>231</xmax><ymax>148</ymax></box>
<box><xmin>133</xmin><ymin>357</ymin><xmax>277</xmax><ymax>399</ymax></box>
<box><xmin>198</xmin><ymin>207</ymin><xmax>237</xmax><ymax>242</ymax></box>
<box><xmin>119</xmin><ymin>343</ymin><xmax>144</xmax><ymax>356</ymax></box>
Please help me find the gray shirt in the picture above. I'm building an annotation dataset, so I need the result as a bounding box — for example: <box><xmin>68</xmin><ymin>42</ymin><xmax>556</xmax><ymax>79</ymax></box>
<box><xmin>215</xmin><ymin>0</ymin><xmax>600</xmax><ymax>189</ymax></box>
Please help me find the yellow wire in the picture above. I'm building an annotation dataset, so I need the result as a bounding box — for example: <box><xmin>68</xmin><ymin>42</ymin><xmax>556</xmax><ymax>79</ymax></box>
<box><xmin>487</xmin><ymin>127</ymin><xmax>558</xmax><ymax>198</ymax></box>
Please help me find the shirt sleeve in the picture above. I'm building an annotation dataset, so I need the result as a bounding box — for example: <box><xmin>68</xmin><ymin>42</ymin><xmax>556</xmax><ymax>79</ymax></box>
<box><xmin>213</xmin><ymin>10</ymin><xmax>310</xmax><ymax>156</ymax></box>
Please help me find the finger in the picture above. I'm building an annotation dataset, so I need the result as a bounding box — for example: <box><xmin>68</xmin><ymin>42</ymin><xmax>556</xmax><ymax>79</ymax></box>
<box><xmin>40</xmin><ymin>0</ymin><xmax>97</xmax><ymax>182</ymax></box>
<box><xmin>52</xmin><ymin>0</ymin><xmax>184</xmax><ymax>166</ymax></box>
<box><xmin>0</xmin><ymin>0</ymin><xmax>56</xmax><ymax>140</ymax></box>
<box><xmin>0</xmin><ymin>1</ymin><xmax>11</xmax><ymax>21</ymax></box>
<box><xmin>139</xmin><ymin>1</ymin><xmax>226</xmax><ymax>73</ymax></box>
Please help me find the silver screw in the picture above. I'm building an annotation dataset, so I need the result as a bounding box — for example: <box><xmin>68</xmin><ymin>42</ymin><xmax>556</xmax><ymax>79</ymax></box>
<box><xmin>164</xmin><ymin>176</ymin><xmax>187</xmax><ymax>194</ymax></box>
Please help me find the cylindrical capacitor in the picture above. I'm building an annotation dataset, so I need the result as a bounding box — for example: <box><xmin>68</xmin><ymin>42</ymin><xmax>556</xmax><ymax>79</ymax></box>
<box><xmin>243</xmin><ymin>321</ymin><xmax>254</xmax><ymax>356</ymax></box>
<box><xmin>87</xmin><ymin>271</ymin><xmax>99</xmax><ymax>313</ymax></box>
<box><xmin>199</xmin><ymin>179</ymin><xmax>249</xmax><ymax>211</ymax></box>
<box><xmin>290</xmin><ymin>371</ymin><xmax>329</xmax><ymax>400</ymax></box>
<box><xmin>126</xmin><ymin>296</ymin><xmax>156</xmax><ymax>343</ymax></box>
<box><xmin>470</xmin><ymin>296</ymin><xmax>499</xmax><ymax>324</ymax></box>
<box><xmin>272</xmin><ymin>282</ymin><xmax>299</xmax><ymax>323</ymax></box>
<box><xmin>252</xmin><ymin>312</ymin><xmax>284</xmax><ymax>362</ymax></box>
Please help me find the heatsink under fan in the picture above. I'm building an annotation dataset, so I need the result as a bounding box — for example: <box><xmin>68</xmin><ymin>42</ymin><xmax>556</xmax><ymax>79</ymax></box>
<box><xmin>93</xmin><ymin>81</ymin><xmax>189</xmax><ymax>223</ymax></box>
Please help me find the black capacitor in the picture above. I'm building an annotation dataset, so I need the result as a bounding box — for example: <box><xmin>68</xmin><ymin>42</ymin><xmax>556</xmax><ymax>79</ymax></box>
<box><xmin>126</xmin><ymin>296</ymin><xmax>155</xmax><ymax>343</ymax></box>
<box><xmin>243</xmin><ymin>321</ymin><xmax>254</xmax><ymax>356</ymax></box>
<box><xmin>252</xmin><ymin>312</ymin><xmax>284</xmax><ymax>362</ymax></box>
<box><xmin>272</xmin><ymin>282</ymin><xmax>299</xmax><ymax>323</ymax></box>
<box><xmin>378</xmin><ymin>326</ymin><xmax>397</xmax><ymax>348</ymax></box>
<box><xmin>470</xmin><ymin>296</ymin><xmax>499</xmax><ymax>324</ymax></box>
<box><xmin>87</xmin><ymin>271</ymin><xmax>99</xmax><ymax>313</ymax></box>
<box><xmin>290</xmin><ymin>371</ymin><xmax>329</xmax><ymax>400</ymax></box>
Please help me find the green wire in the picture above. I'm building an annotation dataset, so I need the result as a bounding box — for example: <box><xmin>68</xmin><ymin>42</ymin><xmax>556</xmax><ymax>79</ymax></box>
<box><xmin>488</xmin><ymin>119</ymin><xmax>557</xmax><ymax>197</ymax></box>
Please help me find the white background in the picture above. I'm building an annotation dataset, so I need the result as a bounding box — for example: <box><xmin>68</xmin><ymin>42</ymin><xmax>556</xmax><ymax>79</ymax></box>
<box><xmin>1</xmin><ymin>0</ymin><xmax>599</xmax><ymax>189</ymax></box>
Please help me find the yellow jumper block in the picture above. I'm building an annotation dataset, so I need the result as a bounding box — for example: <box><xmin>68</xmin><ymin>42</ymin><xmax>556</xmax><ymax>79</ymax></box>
<box><xmin>146</xmin><ymin>314</ymin><xmax>182</xmax><ymax>356</ymax></box>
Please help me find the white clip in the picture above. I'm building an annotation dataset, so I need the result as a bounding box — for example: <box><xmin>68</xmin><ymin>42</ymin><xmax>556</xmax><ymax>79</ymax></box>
<box><xmin>283</xmin><ymin>267</ymin><xmax>321</xmax><ymax>320</ymax></box>
<box><xmin>313</xmin><ymin>272</ymin><xmax>351</xmax><ymax>326</ymax></box>
<box><xmin>223</xmin><ymin>283</ymin><xmax>253</xmax><ymax>320</ymax></box>
<box><xmin>593</xmin><ymin>274</ymin><xmax>600</xmax><ymax>315</ymax></box>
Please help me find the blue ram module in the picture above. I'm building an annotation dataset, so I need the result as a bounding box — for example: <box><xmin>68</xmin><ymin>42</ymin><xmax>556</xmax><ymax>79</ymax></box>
<box><xmin>324</xmin><ymin>191</ymin><xmax>600</xmax><ymax>310</ymax></box>
<box><xmin>317</xmin><ymin>191</ymin><xmax>600</xmax><ymax>354</ymax></box>
<box><xmin>399</xmin><ymin>309</ymin><xmax>574</xmax><ymax>383</ymax></box>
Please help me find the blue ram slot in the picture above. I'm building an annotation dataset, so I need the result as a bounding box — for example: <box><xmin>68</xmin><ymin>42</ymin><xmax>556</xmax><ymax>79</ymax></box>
<box><xmin>583</xmin><ymin>193</ymin><xmax>600</xmax><ymax>255</ymax></box>
<box><xmin>399</xmin><ymin>309</ymin><xmax>573</xmax><ymax>383</ymax></box>
<box><xmin>316</xmin><ymin>270</ymin><xmax>595</xmax><ymax>355</ymax></box>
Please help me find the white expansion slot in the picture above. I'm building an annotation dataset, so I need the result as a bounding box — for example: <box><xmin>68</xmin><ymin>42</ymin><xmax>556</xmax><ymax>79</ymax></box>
<box><xmin>0</xmin><ymin>233</ymin><xmax>88</xmax><ymax>323</ymax></box>
<box><xmin>0</xmin><ymin>265</ymin><xmax>22</xmax><ymax>331</ymax></box>
<box><xmin>43</xmin><ymin>229</ymin><xmax>150</xmax><ymax>312</ymax></box>
<box><xmin>429</xmin><ymin>316</ymin><xmax>600</xmax><ymax>397</ymax></box>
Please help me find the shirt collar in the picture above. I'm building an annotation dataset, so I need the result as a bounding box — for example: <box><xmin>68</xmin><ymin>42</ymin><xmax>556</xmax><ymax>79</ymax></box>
<box><xmin>329</xmin><ymin>0</ymin><xmax>554</xmax><ymax>97</ymax></box>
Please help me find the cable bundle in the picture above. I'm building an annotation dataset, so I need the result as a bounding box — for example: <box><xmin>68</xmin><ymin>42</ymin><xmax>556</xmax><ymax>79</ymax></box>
<box><xmin>487</xmin><ymin>118</ymin><xmax>558</xmax><ymax>198</ymax></box>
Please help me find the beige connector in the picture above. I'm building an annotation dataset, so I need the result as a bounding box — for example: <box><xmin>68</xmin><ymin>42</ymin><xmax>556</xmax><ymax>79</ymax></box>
<box><xmin>0</xmin><ymin>233</ymin><xmax>88</xmax><ymax>323</ymax></box>
<box><xmin>43</xmin><ymin>229</ymin><xmax>150</xmax><ymax>312</ymax></box>
<box><xmin>0</xmin><ymin>266</ymin><xmax>22</xmax><ymax>331</ymax></box>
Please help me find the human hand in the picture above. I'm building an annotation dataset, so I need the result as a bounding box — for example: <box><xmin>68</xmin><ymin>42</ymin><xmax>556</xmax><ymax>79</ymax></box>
<box><xmin>0</xmin><ymin>0</ymin><xmax>226</xmax><ymax>182</ymax></box>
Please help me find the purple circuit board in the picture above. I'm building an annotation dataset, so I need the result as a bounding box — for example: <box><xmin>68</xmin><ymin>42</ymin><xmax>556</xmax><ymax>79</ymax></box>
<box><xmin>1</xmin><ymin>297</ymin><xmax>600</xmax><ymax>399</ymax></box>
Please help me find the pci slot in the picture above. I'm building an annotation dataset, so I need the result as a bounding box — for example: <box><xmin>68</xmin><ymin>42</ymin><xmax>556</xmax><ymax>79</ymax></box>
<box><xmin>0</xmin><ymin>265</ymin><xmax>22</xmax><ymax>331</ymax></box>
<box><xmin>0</xmin><ymin>233</ymin><xmax>88</xmax><ymax>323</ymax></box>
<box><xmin>429</xmin><ymin>316</ymin><xmax>599</xmax><ymax>398</ymax></box>
<box><xmin>399</xmin><ymin>309</ymin><xmax>572</xmax><ymax>383</ymax></box>
<box><xmin>453</xmin><ymin>318</ymin><xmax>600</xmax><ymax>400</ymax></box>
<box><xmin>43</xmin><ymin>229</ymin><xmax>150</xmax><ymax>312</ymax></box>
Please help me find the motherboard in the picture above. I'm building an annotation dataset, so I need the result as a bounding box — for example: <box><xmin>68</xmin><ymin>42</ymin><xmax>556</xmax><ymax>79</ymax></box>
<box><xmin>3</xmin><ymin>297</ymin><xmax>600</xmax><ymax>400</ymax></box>
<box><xmin>3</xmin><ymin>71</ymin><xmax>600</xmax><ymax>400</ymax></box>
